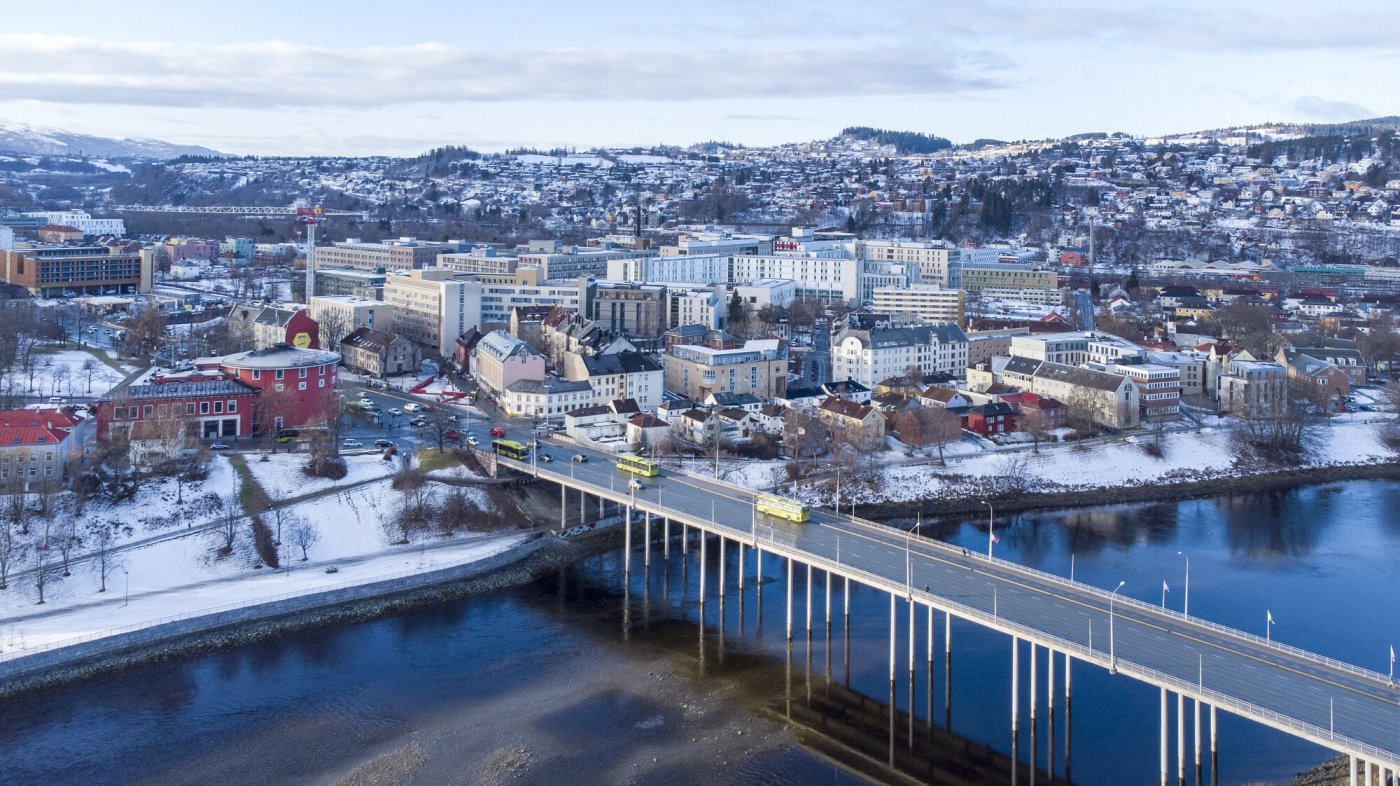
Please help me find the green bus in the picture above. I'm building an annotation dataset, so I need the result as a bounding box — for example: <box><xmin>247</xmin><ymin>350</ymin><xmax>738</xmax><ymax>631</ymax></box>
<box><xmin>755</xmin><ymin>492</ymin><xmax>809</xmax><ymax>523</ymax></box>
<box><xmin>615</xmin><ymin>454</ymin><xmax>660</xmax><ymax>477</ymax></box>
<box><xmin>492</xmin><ymin>439</ymin><xmax>529</xmax><ymax>460</ymax></box>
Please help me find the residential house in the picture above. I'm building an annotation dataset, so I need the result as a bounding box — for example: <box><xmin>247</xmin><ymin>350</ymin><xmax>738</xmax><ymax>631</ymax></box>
<box><xmin>560</xmin><ymin>350</ymin><xmax>663</xmax><ymax>411</ymax></box>
<box><xmin>831</xmin><ymin>324</ymin><xmax>970</xmax><ymax>388</ymax></box>
<box><xmin>966</xmin><ymin>402</ymin><xmax>1016</xmax><ymax>435</ymax></box>
<box><xmin>1218</xmin><ymin>361</ymin><xmax>1288</xmax><ymax>418</ymax></box>
<box><xmin>339</xmin><ymin>327</ymin><xmax>413</xmax><ymax>378</ymax></box>
<box><xmin>817</xmin><ymin>396</ymin><xmax>886</xmax><ymax>447</ymax></box>
<box><xmin>471</xmin><ymin>330</ymin><xmax>546</xmax><ymax>398</ymax></box>
<box><xmin>501</xmin><ymin>377</ymin><xmax>595</xmax><ymax>421</ymax></box>
<box><xmin>0</xmin><ymin>408</ymin><xmax>84</xmax><ymax>489</ymax></box>
<box><xmin>1277</xmin><ymin>348</ymin><xmax>1351</xmax><ymax>399</ymax></box>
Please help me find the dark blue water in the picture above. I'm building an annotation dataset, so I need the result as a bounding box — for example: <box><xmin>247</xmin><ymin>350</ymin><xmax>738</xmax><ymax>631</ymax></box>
<box><xmin>3</xmin><ymin>480</ymin><xmax>1397</xmax><ymax>785</ymax></box>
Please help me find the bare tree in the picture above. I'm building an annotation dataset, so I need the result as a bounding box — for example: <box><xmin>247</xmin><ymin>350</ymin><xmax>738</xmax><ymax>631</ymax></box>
<box><xmin>0</xmin><ymin>517</ymin><xmax>19</xmax><ymax>590</ymax></box>
<box><xmin>1232</xmin><ymin>395</ymin><xmax>1315</xmax><ymax>464</ymax></box>
<box><xmin>997</xmin><ymin>452</ymin><xmax>1036</xmax><ymax>494</ymax></box>
<box><xmin>123</xmin><ymin>305</ymin><xmax>167</xmax><ymax>360</ymax></box>
<box><xmin>422</xmin><ymin>405</ymin><xmax>461</xmax><ymax>453</ymax></box>
<box><xmin>1019</xmin><ymin>407</ymin><xmax>1051</xmax><ymax>454</ymax></box>
<box><xmin>89</xmin><ymin>524</ymin><xmax>119</xmax><ymax>593</ymax></box>
<box><xmin>927</xmin><ymin>406</ymin><xmax>963</xmax><ymax>465</ymax></box>
<box><xmin>54</xmin><ymin>516</ymin><xmax>77</xmax><ymax>576</ymax></box>
<box><xmin>289</xmin><ymin>518</ymin><xmax>319</xmax><ymax>561</ymax></box>
<box><xmin>1065</xmin><ymin>390</ymin><xmax>1102</xmax><ymax>438</ymax></box>
<box><xmin>51</xmin><ymin>364</ymin><xmax>71</xmax><ymax>397</ymax></box>
<box><xmin>31</xmin><ymin>518</ymin><xmax>54</xmax><ymax>604</ymax></box>
<box><xmin>80</xmin><ymin>355</ymin><xmax>100</xmax><ymax>392</ymax></box>
<box><xmin>216</xmin><ymin>495</ymin><xmax>239</xmax><ymax>555</ymax></box>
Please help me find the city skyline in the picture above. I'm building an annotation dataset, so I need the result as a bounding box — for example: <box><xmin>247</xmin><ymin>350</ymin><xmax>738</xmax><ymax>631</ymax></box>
<box><xmin>1</xmin><ymin>0</ymin><xmax>1395</xmax><ymax>156</ymax></box>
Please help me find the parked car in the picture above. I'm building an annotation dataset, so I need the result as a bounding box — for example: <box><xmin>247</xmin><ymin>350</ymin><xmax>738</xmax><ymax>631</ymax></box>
<box><xmin>490</xmin><ymin>427</ymin><xmax>506</xmax><ymax>438</ymax></box>
<box><xmin>571</xmin><ymin>453</ymin><xmax>588</xmax><ymax>463</ymax></box>
<box><xmin>444</xmin><ymin>429</ymin><xmax>461</xmax><ymax>439</ymax></box>
<box><xmin>373</xmin><ymin>439</ymin><xmax>395</xmax><ymax>448</ymax></box>
<box><xmin>403</xmin><ymin>403</ymin><xmax>421</xmax><ymax>412</ymax></box>
<box><xmin>342</xmin><ymin>438</ymin><xmax>364</xmax><ymax>448</ymax></box>
<box><xmin>210</xmin><ymin>442</ymin><xmax>231</xmax><ymax>451</ymax></box>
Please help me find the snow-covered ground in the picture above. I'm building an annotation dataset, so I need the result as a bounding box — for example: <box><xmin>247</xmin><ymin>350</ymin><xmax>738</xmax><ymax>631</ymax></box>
<box><xmin>79</xmin><ymin>455</ymin><xmax>242</xmax><ymax>544</ymax></box>
<box><xmin>688</xmin><ymin>419</ymin><xmax>1394</xmax><ymax>505</ymax></box>
<box><xmin>0</xmin><ymin>532</ymin><xmax>526</xmax><ymax>657</ymax></box>
<box><xmin>6</xmin><ymin>347</ymin><xmax>131</xmax><ymax>399</ymax></box>
<box><xmin>242</xmin><ymin>451</ymin><xmax>398</xmax><ymax>501</ymax></box>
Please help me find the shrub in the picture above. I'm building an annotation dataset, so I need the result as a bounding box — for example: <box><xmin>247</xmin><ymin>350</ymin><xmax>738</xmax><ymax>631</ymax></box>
<box><xmin>251</xmin><ymin>515</ymin><xmax>279</xmax><ymax>568</ymax></box>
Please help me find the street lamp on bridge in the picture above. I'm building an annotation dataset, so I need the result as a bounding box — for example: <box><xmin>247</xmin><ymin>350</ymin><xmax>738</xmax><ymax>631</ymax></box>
<box><xmin>1109</xmin><ymin>579</ymin><xmax>1126</xmax><ymax>675</ymax></box>
<box><xmin>1177</xmin><ymin>550</ymin><xmax>1190</xmax><ymax>618</ymax></box>
<box><xmin>981</xmin><ymin>500</ymin><xmax>996</xmax><ymax>559</ymax></box>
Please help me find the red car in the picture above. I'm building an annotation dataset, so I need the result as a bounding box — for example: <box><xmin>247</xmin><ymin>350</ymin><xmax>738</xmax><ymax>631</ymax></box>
<box><xmin>489</xmin><ymin>427</ymin><xmax>506</xmax><ymax>438</ymax></box>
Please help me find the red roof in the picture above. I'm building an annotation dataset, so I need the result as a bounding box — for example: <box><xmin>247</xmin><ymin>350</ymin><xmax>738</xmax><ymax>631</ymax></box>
<box><xmin>0</xmin><ymin>408</ymin><xmax>79</xmax><ymax>429</ymax></box>
<box><xmin>0</xmin><ymin>425</ymin><xmax>70</xmax><ymax>447</ymax></box>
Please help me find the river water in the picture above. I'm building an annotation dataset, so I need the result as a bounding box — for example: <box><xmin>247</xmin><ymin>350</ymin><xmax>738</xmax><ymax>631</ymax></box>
<box><xmin>4</xmin><ymin>480</ymin><xmax>1398</xmax><ymax>785</ymax></box>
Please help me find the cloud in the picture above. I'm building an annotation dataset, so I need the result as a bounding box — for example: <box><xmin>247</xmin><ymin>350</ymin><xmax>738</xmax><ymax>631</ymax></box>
<box><xmin>1293</xmin><ymin>96</ymin><xmax>1373</xmax><ymax>121</ymax></box>
<box><xmin>0</xmin><ymin>34</ymin><xmax>1001</xmax><ymax>109</ymax></box>
<box><xmin>723</xmin><ymin>113</ymin><xmax>812</xmax><ymax>122</ymax></box>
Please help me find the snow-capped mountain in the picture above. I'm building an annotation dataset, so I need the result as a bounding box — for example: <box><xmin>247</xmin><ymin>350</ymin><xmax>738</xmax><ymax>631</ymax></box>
<box><xmin>0</xmin><ymin>123</ymin><xmax>224</xmax><ymax>159</ymax></box>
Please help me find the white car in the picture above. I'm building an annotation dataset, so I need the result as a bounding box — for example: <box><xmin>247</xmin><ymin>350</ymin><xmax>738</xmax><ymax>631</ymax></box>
<box><xmin>342</xmin><ymin>438</ymin><xmax>364</xmax><ymax>448</ymax></box>
<box><xmin>465</xmin><ymin>435</ymin><xmax>480</xmax><ymax>446</ymax></box>
<box><xmin>403</xmin><ymin>403</ymin><xmax>421</xmax><ymax>413</ymax></box>
<box><xmin>388</xmin><ymin>408</ymin><xmax>402</xmax><ymax>416</ymax></box>
<box><xmin>628</xmin><ymin>479</ymin><xmax>644</xmax><ymax>491</ymax></box>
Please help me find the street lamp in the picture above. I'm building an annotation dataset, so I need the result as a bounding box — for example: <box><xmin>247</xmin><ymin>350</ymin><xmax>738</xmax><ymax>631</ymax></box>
<box><xmin>981</xmin><ymin>500</ymin><xmax>995</xmax><ymax>559</ymax></box>
<box><xmin>121</xmin><ymin>567</ymin><xmax>129</xmax><ymax>608</ymax></box>
<box><xmin>1109</xmin><ymin>580</ymin><xmax>1126</xmax><ymax>675</ymax></box>
<box><xmin>1177</xmin><ymin>550</ymin><xmax>1190</xmax><ymax>618</ymax></box>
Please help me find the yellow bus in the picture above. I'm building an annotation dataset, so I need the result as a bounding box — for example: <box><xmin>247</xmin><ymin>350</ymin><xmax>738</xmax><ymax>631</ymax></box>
<box><xmin>492</xmin><ymin>439</ymin><xmax>529</xmax><ymax>460</ymax></box>
<box><xmin>615</xmin><ymin>454</ymin><xmax>660</xmax><ymax>477</ymax></box>
<box><xmin>755</xmin><ymin>492</ymin><xmax>809</xmax><ymax>523</ymax></box>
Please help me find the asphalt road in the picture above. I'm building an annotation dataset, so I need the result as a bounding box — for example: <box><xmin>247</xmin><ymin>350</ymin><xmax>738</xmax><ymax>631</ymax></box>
<box><xmin>501</xmin><ymin>443</ymin><xmax>1400</xmax><ymax>765</ymax></box>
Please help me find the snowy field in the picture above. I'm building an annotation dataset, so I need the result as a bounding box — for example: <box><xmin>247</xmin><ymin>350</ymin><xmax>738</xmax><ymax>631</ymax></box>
<box><xmin>80</xmin><ymin>455</ymin><xmax>242</xmax><ymax>543</ymax></box>
<box><xmin>5</xmin><ymin>347</ymin><xmax>132</xmax><ymax>399</ymax></box>
<box><xmin>684</xmin><ymin>418</ymin><xmax>1394</xmax><ymax>505</ymax></box>
<box><xmin>242</xmin><ymin>451</ymin><xmax>399</xmax><ymax>502</ymax></box>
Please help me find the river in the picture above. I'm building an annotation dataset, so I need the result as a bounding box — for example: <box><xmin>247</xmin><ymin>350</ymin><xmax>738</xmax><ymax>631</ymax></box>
<box><xmin>3</xmin><ymin>480</ymin><xmax>1398</xmax><ymax>785</ymax></box>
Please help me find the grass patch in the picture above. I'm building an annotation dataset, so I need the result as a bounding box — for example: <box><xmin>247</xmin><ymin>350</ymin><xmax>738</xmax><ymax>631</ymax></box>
<box><xmin>227</xmin><ymin>453</ymin><xmax>273</xmax><ymax>515</ymax></box>
<box><xmin>416</xmin><ymin>449</ymin><xmax>462</xmax><ymax>473</ymax></box>
<box><xmin>73</xmin><ymin>345</ymin><xmax>130</xmax><ymax>375</ymax></box>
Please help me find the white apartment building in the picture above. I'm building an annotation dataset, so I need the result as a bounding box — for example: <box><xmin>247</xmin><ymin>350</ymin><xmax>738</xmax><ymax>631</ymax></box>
<box><xmin>660</xmin><ymin>231</ymin><xmax>772</xmax><ymax>257</ymax></box>
<box><xmin>383</xmin><ymin>270</ymin><xmax>482</xmax><ymax>356</ymax></box>
<box><xmin>728</xmin><ymin>254</ymin><xmax>861</xmax><ymax>304</ymax></box>
<box><xmin>733</xmin><ymin>280</ymin><xmax>796</xmax><ymax>311</ymax></box>
<box><xmin>478</xmin><ymin>272</ymin><xmax>587</xmax><ymax>328</ymax></box>
<box><xmin>832</xmin><ymin>324</ymin><xmax>970</xmax><ymax>387</ymax></box>
<box><xmin>308</xmin><ymin>296</ymin><xmax>395</xmax><ymax>335</ymax></box>
<box><xmin>439</xmin><ymin>247</ymin><xmax>518</xmax><ymax>276</ymax></box>
<box><xmin>668</xmin><ymin>288</ymin><xmax>723</xmax><ymax>329</ymax></box>
<box><xmin>858</xmin><ymin>240</ymin><xmax>999</xmax><ymax>287</ymax></box>
<box><xmin>1106</xmin><ymin>363</ymin><xmax>1181</xmax><ymax>420</ymax></box>
<box><xmin>316</xmin><ymin>238</ymin><xmax>450</xmax><ymax>272</ymax></box>
<box><xmin>979</xmin><ymin>287</ymin><xmax>1065</xmax><ymax>306</ymax></box>
<box><xmin>607</xmin><ymin>253</ymin><xmax>727</xmax><ymax>285</ymax></box>
<box><xmin>1010</xmin><ymin>332</ymin><xmax>1147</xmax><ymax>366</ymax></box>
<box><xmin>22</xmin><ymin>210</ymin><xmax>125</xmax><ymax>237</ymax></box>
<box><xmin>873</xmin><ymin>284</ymin><xmax>965</xmax><ymax>325</ymax></box>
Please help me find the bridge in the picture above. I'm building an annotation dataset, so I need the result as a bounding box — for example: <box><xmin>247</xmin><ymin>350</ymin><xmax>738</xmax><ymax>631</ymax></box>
<box><xmin>496</xmin><ymin>447</ymin><xmax>1400</xmax><ymax>786</ymax></box>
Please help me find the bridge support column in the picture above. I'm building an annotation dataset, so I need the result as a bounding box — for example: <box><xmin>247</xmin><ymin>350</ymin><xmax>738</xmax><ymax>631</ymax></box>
<box><xmin>719</xmin><ymin>537</ymin><xmax>726</xmax><ymax>598</ymax></box>
<box><xmin>1349</xmin><ymin>756</ymin><xmax>1357</xmax><ymax>786</ymax></box>
<box><xmin>945</xmin><ymin>609</ymin><xmax>951</xmax><ymax>657</ymax></box>
<box><xmin>580</xmin><ymin>491</ymin><xmax>585</xmax><ymax>524</ymax></box>
<box><xmin>1193</xmin><ymin>698</ymin><xmax>1201</xmax><ymax>785</ymax></box>
<box><xmin>786</xmin><ymin>558</ymin><xmax>794</xmax><ymax>642</ymax></box>
<box><xmin>599</xmin><ymin>494</ymin><xmax>604</xmax><ymax>518</ymax></box>
<box><xmin>1210</xmin><ymin>704</ymin><xmax>1217</xmax><ymax>785</ymax></box>
<box><xmin>805</xmin><ymin>563</ymin><xmax>813</xmax><ymax>639</ymax></box>
<box><xmin>1012</xmin><ymin>637</ymin><xmax>1019</xmax><ymax>739</ymax></box>
<box><xmin>1160</xmin><ymin>688</ymin><xmax>1169</xmax><ymax>786</ymax></box>
<box><xmin>560</xmin><ymin>485</ymin><xmax>566</xmax><ymax>527</ymax></box>
<box><xmin>1177</xmin><ymin>691</ymin><xmax>1185</xmax><ymax>785</ymax></box>
<box><xmin>907</xmin><ymin>597</ymin><xmax>915</xmax><ymax>681</ymax></box>
<box><xmin>1364</xmin><ymin>760</ymin><xmax>1372</xmax><ymax>786</ymax></box>
<box><xmin>624</xmin><ymin>505</ymin><xmax>632</xmax><ymax>576</ymax></box>
<box><xmin>843</xmin><ymin>577</ymin><xmax>851</xmax><ymax>625</ymax></box>
<box><xmin>1030</xmin><ymin>642</ymin><xmax>1038</xmax><ymax>727</ymax></box>
<box><xmin>926</xmin><ymin>606</ymin><xmax>934</xmax><ymax>666</ymax></box>
<box><xmin>889</xmin><ymin>592</ymin><xmax>897</xmax><ymax>687</ymax></box>
<box><xmin>681</xmin><ymin>523</ymin><xmax>688</xmax><ymax>557</ymax></box>
<box><xmin>698</xmin><ymin>529</ymin><xmax>706</xmax><ymax>606</ymax></box>
<box><xmin>644</xmin><ymin>511</ymin><xmax>650</xmax><ymax>569</ymax></box>
<box><xmin>1048</xmin><ymin>647</ymin><xmax>1055</xmax><ymax>714</ymax></box>
<box><xmin>663</xmin><ymin>518</ymin><xmax>669</xmax><ymax>558</ymax></box>
<box><xmin>737</xmin><ymin>542</ymin><xmax>744</xmax><ymax>590</ymax></box>
<box><xmin>1065</xmin><ymin>652</ymin><xmax>1072</xmax><ymax>779</ymax></box>
<box><xmin>824</xmin><ymin>569</ymin><xmax>832</xmax><ymax>632</ymax></box>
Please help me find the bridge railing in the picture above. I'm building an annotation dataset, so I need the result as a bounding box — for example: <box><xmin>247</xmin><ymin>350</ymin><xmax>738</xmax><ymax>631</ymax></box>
<box><xmin>836</xmin><ymin>511</ymin><xmax>1392</xmax><ymax>686</ymax></box>
<box><xmin>780</xmin><ymin>538</ymin><xmax>1399</xmax><ymax>767</ymax></box>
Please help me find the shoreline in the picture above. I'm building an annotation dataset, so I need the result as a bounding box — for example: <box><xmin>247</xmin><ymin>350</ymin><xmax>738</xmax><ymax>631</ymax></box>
<box><xmin>0</xmin><ymin>529</ymin><xmax>617</xmax><ymax>700</ymax></box>
<box><xmin>856</xmin><ymin>458</ymin><xmax>1400</xmax><ymax>521</ymax></box>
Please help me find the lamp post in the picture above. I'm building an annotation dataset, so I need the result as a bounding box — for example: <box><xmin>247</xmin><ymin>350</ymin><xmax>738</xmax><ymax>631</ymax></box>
<box><xmin>1177</xmin><ymin>550</ymin><xmax>1190</xmax><ymax>618</ymax></box>
<box><xmin>1109</xmin><ymin>580</ymin><xmax>1125</xmax><ymax>675</ymax></box>
<box><xmin>121</xmin><ymin>567</ymin><xmax>129</xmax><ymax>608</ymax></box>
<box><xmin>981</xmin><ymin>500</ymin><xmax>995</xmax><ymax>559</ymax></box>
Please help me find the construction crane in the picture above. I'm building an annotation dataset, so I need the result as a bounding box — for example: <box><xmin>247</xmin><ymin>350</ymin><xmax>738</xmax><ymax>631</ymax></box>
<box><xmin>107</xmin><ymin>204</ymin><xmax>371</xmax><ymax>301</ymax></box>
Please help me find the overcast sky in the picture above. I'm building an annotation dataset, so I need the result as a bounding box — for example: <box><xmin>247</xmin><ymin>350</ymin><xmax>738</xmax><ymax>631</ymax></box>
<box><xmin>0</xmin><ymin>0</ymin><xmax>1395</xmax><ymax>156</ymax></box>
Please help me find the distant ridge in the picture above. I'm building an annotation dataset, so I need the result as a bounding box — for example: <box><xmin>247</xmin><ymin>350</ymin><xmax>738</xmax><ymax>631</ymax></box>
<box><xmin>0</xmin><ymin>123</ymin><xmax>225</xmax><ymax>160</ymax></box>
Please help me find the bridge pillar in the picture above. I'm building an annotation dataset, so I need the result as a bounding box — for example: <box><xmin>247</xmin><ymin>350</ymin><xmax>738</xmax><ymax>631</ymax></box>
<box><xmin>560</xmin><ymin>484</ymin><xmax>566</xmax><ymax>527</ymax></box>
<box><xmin>806</xmin><ymin>563</ymin><xmax>813</xmax><ymax>639</ymax></box>
<box><xmin>1349</xmin><ymin>756</ymin><xmax>1357</xmax><ymax>786</ymax></box>
<box><xmin>663</xmin><ymin>517</ymin><xmax>669</xmax><ymax>558</ymax></box>
<box><xmin>926</xmin><ymin>605</ymin><xmax>933</xmax><ymax>665</ymax></box>
<box><xmin>1193</xmin><ymin>698</ymin><xmax>1201</xmax><ymax>784</ymax></box>
<box><xmin>889</xmin><ymin>592</ymin><xmax>897</xmax><ymax>687</ymax></box>
<box><xmin>698</xmin><ymin>528</ymin><xmax>707</xmax><ymax>606</ymax></box>
<box><xmin>1364</xmin><ymin>760</ymin><xmax>1372</xmax><ymax>786</ymax></box>
<box><xmin>1030</xmin><ymin>642</ymin><xmax>1038</xmax><ymax>725</ymax></box>
<box><xmin>844</xmin><ymin>576</ymin><xmax>851</xmax><ymax>625</ymax></box>
<box><xmin>907</xmin><ymin>597</ymin><xmax>915</xmax><ymax>680</ymax></box>
<box><xmin>1012</xmin><ymin>636</ymin><xmax>1019</xmax><ymax>739</ymax></box>
<box><xmin>945</xmin><ymin>609</ymin><xmax>951</xmax><ymax>657</ymax></box>
<box><xmin>599</xmin><ymin>493</ymin><xmax>604</xmax><ymax>518</ymax></box>
<box><xmin>824</xmin><ymin>569</ymin><xmax>832</xmax><ymax>631</ymax></box>
<box><xmin>719</xmin><ymin>537</ymin><xmax>726</xmax><ymax>598</ymax></box>
<box><xmin>624</xmin><ymin>504</ymin><xmax>632</xmax><ymax>576</ymax></box>
<box><xmin>644</xmin><ymin>511</ymin><xmax>650</xmax><ymax>569</ymax></box>
<box><xmin>1160</xmin><ymin>688</ymin><xmax>1169</xmax><ymax>786</ymax></box>
<box><xmin>580</xmin><ymin>490</ymin><xmax>586</xmax><ymax>524</ymax></box>
<box><xmin>737</xmin><ymin>542</ymin><xmax>744</xmax><ymax>590</ymax></box>
<box><xmin>1210</xmin><ymin>704</ymin><xmax>1217</xmax><ymax>785</ymax></box>
<box><xmin>786</xmin><ymin>558</ymin><xmax>794</xmax><ymax>642</ymax></box>
<box><xmin>1048</xmin><ymin>647</ymin><xmax>1055</xmax><ymax>713</ymax></box>
<box><xmin>1177</xmin><ymin>691</ymin><xmax>1185</xmax><ymax>785</ymax></box>
<box><xmin>681</xmin><ymin>522</ymin><xmax>688</xmax><ymax>556</ymax></box>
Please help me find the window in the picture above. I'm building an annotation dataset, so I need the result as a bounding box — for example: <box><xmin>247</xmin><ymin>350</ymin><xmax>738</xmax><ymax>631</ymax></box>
<box><xmin>252</xmin><ymin>370</ymin><xmax>261</xmax><ymax>380</ymax></box>
<box><xmin>142</xmin><ymin>405</ymin><xmax>152</xmax><ymax>418</ymax></box>
<box><xmin>228</xmin><ymin>400</ymin><xmax>237</xmax><ymax>413</ymax></box>
<box><xmin>200</xmin><ymin>402</ymin><xmax>210</xmax><ymax>415</ymax></box>
<box><xmin>186</xmin><ymin>402</ymin><xmax>196</xmax><ymax>415</ymax></box>
<box><xmin>299</xmin><ymin>368</ymin><xmax>308</xmax><ymax>379</ymax></box>
<box><xmin>318</xmin><ymin>379</ymin><xmax>325</xmax><ymax>388</ymax></box>
<box><xmin>275</xmin><ymin>369</ymin><xmax>284</xmax><ymax>380</ymax></box>
<box><xmin>298</xmin><ymin>382</ymin><xmax>307</xmax><ymax>391</ymax></box>
<box><xmin>213</xmin><ymin>401</ymin><xmax>223</xmax><ymax>414</ymax></box>
<box><xmin>274</xmin><ymin>383</ymin><xmax>284</xmax><ymax>393</ymax></box>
